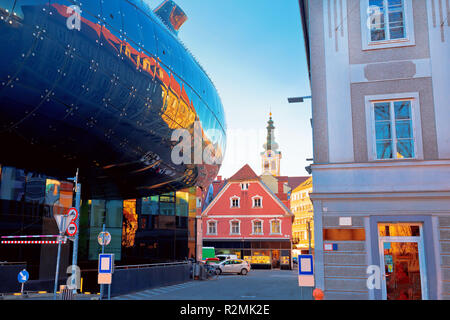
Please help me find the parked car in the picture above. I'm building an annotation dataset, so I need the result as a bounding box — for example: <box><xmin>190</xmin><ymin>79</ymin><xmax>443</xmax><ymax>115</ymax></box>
<box><xmin>205</xmin><ymin>258</ymin><xmax>220</xmax><ymax>264</ymax></box>
<box><xmin>215</xmin><ymin>259</ymin><xmax>251</xmax><ymax>275</ymax></box>
<box><xmin>216</xmin><ymin>254</ymin><xmax>238</xmax><ymax>261</ymax></box>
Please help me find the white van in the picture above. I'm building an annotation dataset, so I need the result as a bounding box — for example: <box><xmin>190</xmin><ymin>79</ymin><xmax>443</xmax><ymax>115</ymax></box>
<box><xmin>216</xmin><ymin>254</ymin><xmax>238</xmax><ymax>261</ymax></box>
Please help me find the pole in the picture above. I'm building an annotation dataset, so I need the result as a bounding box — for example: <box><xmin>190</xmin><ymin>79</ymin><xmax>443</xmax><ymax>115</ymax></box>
<box><xmin>99</xmin><ymin>224</ymin><xmax>105</xmax><ymax>300</ymax></box>
<box><xmin>71</xmin><ymin>169</ymin><xmax>81</xmax><ymax>294</ymax></box>
<box><xmin>108</xmin><ymin>283</ymin><xmax>111</xmax><ymax>300</ymax></box>
<box><xmin>53</xmin><ymin>215</ymin><xmax>66</xmax><ymax>300</ymax></box>
<box><xmin>306</xmin><ymin>220</ymin><xmax>312</xmax><ymax>254</ymax></box>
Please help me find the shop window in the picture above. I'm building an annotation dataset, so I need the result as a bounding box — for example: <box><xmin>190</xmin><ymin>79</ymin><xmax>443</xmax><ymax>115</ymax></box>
<box><xmin>378</xmin><ymin>223</ymin><xmax>421</xmax><ymax>237</ymax></box>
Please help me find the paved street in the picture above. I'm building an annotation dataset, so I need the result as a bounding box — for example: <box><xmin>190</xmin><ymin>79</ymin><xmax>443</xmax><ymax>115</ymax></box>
<box><xmin>113</xmin><ymin>269</ymin><xmax>312</xmax><ymax>300</ymax></box>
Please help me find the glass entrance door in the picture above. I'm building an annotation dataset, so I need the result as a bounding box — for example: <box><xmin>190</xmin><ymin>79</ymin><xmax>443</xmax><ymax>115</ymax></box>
<box><xmin>378</xmin><ymin>223</ymin><xmax>428</xmax><ymax>300</ymax></box>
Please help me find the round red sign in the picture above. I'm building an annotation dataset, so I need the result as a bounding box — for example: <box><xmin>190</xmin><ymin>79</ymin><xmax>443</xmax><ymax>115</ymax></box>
<box><xmin>66</xmin><ymin>222</ymin><xmax>78</xmax><ymax>237</ymax></box>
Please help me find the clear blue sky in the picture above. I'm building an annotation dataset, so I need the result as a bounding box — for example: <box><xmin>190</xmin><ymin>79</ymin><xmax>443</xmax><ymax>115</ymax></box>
<box><xmin>151</xmin><ymin>0</ymin><xmax>312</xmax><ymax>178</ymax></box>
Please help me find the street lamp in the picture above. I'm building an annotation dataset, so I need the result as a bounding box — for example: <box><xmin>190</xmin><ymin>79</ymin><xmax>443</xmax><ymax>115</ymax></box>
<box><xmin>287</xmin><ymin>96</ymin><xmax>311</xmax><ymax>104</ymax></box>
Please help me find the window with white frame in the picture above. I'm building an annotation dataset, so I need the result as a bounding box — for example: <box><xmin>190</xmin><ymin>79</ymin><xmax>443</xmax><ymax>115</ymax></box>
<box><xmin>252</xmin><ymin>220</ymin><xmax>263</xmax><ymax>235</ymax></box>
<box><xmin>252</xmin><ymin>196</ymin><xmax>262</xmax><ymax>208</ymax></box>
<box><xmin>207</xmin><ymin>220</ymin><xmax>217</xmax><ymax>235</ymax></box>
<box><xmin>230</xmin><ymin>220</ymin><xmax>240</xmax><ymax>235</ymax></box>
<box><xmin>230</xmin><ymin>196</ymin><xmax>240</xmax><ymax>208</ymax></box>
<box><xmin>241</xmin><ymin>182</ymin><xmax>249</xmax><ymax>190</ymax></box>
<box><xmin>374</xmin><ymin>100</ymin><xmax>414</xmax><ymax>159</ymax></box>
<box><xmin>362</xmin><ymin>0</ymin><xmax>415</xmax><ymax>50</ymax></box>
<box><xmin>366</xmin><ymin>93</ymin><xmax>423</xmax><ymax>161</ymax></box>
<box><xmin>270</xmin><ymin>219</ymin><xmax>281</xmax><ymax>234</ymax></box>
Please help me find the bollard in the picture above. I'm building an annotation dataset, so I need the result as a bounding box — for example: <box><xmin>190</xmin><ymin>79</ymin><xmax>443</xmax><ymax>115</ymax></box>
<box><xmin>313</xmin><ymin>288</ymin><xmax>324</xmax><ymax>300</ymax></box>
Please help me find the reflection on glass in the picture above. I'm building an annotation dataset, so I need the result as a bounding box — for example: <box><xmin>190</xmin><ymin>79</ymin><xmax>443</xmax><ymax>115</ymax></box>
<box><xmin>383</xmin><ymin>242</ymin><xmax>422</xmax><ymax>300</ymax></box>
<box><xmin>376</xmin><ymin>141</ymin><xmax>393</xmax><ymax>159</ymax></box>
<box><xmin>374</xmin><ymin>100</ymin><xmax>414</xmax><ymax>159</ymax></box>
<box><xmin>397</xmin><ymin>140</ymin><xmax>414</xmax><ymax>158</ymax></box>
<box><xmin>122</xmin><ymin>199</ymin><xmax>137</xmax><ymax>247</ymax></box>
<box><xmin>378</xmin><ymin>223</ymin><xmax>421</xmax><ymax>237</ymax></box>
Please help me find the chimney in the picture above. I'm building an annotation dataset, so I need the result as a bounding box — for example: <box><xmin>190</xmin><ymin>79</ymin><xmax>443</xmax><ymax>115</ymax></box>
<box><xmin>216</xmin><ymin>176</ymin><xmax>222</xmax><ymax>181</ymax></box>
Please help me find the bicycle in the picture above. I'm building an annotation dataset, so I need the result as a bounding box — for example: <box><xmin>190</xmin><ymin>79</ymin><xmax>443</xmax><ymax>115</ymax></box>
<box><xmin>204</xmin><ymin>264</ymin><xmax>219</xmax><ymax>280</ymax></box>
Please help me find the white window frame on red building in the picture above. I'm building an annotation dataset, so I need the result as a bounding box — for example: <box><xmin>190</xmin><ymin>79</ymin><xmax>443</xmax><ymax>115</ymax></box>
<box><xmin>240</xmin><ymin>182</ymin><xmax>249</xmax><ymax>190</ymax></box>
<box><xmin>270</xmin><ymin>219</ymin><xmax>282</xmax><ymax>235</ymax></box>
<box><xmin>251</xmin><ymin>219</ymin><xmax>264</xmax><ymax>235</ymax></box>
<box><xmin>207</xmin><ymin>220</ymin><xmax>217</xmax><ymax>235</ymax></box>
<box><xmin>230</xmin><ymin>195</ymin><xmax>240</xmax><ymax>208</ymax></box>
<box><xmin>229</xmin><ymin>219</ymin><xmax>241</xmax><ymax>235</ymax></box>
<box><xmin>252</xmin><ymin>195</ymin><xmax>263</xmax><ymax>208</ymax></box>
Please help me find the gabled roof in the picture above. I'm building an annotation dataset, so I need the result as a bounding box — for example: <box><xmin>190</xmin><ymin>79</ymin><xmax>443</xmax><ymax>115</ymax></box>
<box><xmin>258</xmin><ymin>179</ymin><xmax>294</xmax><ymax>217</ymax></box>
<box><xmin>293</xmin><ymin>176</ymin><xmax>313</xmax><ymax>193</ymax></box>
<box><xmin>228</xmin><ymin>164</ymin><xmax>259</xmax><ymax>182</ymax></box>
<box><xmin>201</xmin><ymin>164</ymin><xmax>294</xmax><ymax>217</ymax></box>
<box><xmin>286</xmin><ymin>176</ymin><xmax>310</xmax><ymax>190</ymax></box>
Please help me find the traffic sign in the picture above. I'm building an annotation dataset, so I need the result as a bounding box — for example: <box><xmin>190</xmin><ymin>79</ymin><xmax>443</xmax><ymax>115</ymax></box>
<box><xmin>66</xmin><ymin>223</ymin><xmax>78</xmax><ymax>237</ymax></box>
<box><xmin>18</xmin><ymin>269</ymin><xmax>29</xmax><ymax>283</ymax></box>
<box><xmin>67</xmin><ymin>208</ymin><xmax>78</xmax><ymax>223</ymax></box>
<box><xmin>54</xmin><ymin>213</ymin><xmax>71</xmax><ymax>234</ymax></box>
<box><xmin>98</xmin><ymin>273</ymin><xmax>112</xmax><ymax>285</ymax></box>
<box><xmin>298</xmin><ymin>255</ymin><xmax>314</xmax><ymax>275</ymax></box>
<box><xmin>97</xmin><ymin>231</ymin><xmax>111</xmax><ymax>246</ymax></box>
<box><xmin>98</xmin><ymin>254</ymin><xmax>114</xmax><ymax>274</ymax></box>
<box><xmin>298</xmin><ymin>255</ymin><xmax>314</xmax><ymax>287</ymax></box>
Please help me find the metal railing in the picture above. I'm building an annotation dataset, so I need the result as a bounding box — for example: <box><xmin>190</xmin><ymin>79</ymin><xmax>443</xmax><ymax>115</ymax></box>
<box><xmin>115</xmin><ymin>261</ymin><xmax>189</xmax><ymax>270</ymax></box>
<box><xmin>0</xmin><ymin>261</ymin><xmax>26</xmax><ymax>266</ymax></box>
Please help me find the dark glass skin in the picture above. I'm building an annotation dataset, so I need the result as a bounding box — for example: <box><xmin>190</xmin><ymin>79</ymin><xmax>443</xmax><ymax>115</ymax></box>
<box><xmin>0</xmin><ymin>0</ymin><xmax>226</xmax><ymax>199</ymax></box>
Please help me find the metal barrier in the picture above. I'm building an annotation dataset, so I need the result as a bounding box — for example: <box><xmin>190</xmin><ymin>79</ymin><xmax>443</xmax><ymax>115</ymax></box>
<box><xmin>115</xmin><ymin>261</ymin><xmax>189</xmax><ymax>270</ymax></box>
<box><xmin>109</xmin><ymin>262</ymin><xmax>192</xmax><ymax>297</ymax></box>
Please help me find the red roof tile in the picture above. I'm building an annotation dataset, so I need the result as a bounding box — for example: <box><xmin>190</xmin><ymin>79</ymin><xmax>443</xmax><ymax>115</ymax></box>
<box><xmin>228</xmin><ymin>164</ymin><xmax>259</xmax><ymax>181</ymax></box>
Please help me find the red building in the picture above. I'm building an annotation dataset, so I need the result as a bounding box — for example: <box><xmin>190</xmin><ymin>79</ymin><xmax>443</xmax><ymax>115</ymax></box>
<box><xmin>201</xmin><ymin>164</ymin><xmax>294</xmax><ymax>269</ymax></box>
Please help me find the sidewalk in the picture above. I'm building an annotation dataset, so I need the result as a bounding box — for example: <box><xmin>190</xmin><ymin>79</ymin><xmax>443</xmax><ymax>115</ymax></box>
<box><xmin>1</xmin><ymin>292</ymin><xmax>102</xmax><ymax>300</ymax></box>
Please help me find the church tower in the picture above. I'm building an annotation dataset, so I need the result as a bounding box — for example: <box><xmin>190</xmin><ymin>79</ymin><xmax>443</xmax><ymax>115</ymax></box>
<box><xmin>261</xmin><ymin>113</ymin><xmax>282</xmax><ymax>176</ymax></box>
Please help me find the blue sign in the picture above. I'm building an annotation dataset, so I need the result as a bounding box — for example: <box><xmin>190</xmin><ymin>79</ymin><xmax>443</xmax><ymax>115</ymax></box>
<box><xmin>18</xmin><ymin>269</ymin><xmax>29</xmax><ymax>283</ymax></box>
<box><xmin>98</xmin><ymin>254</ymin><xmax>114</xmax><ymax>274</ymax></box>
<box><xmin>298</xmin><ymin>255</ymin><xmax>314</xmax><ymax>276</ymax></box>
